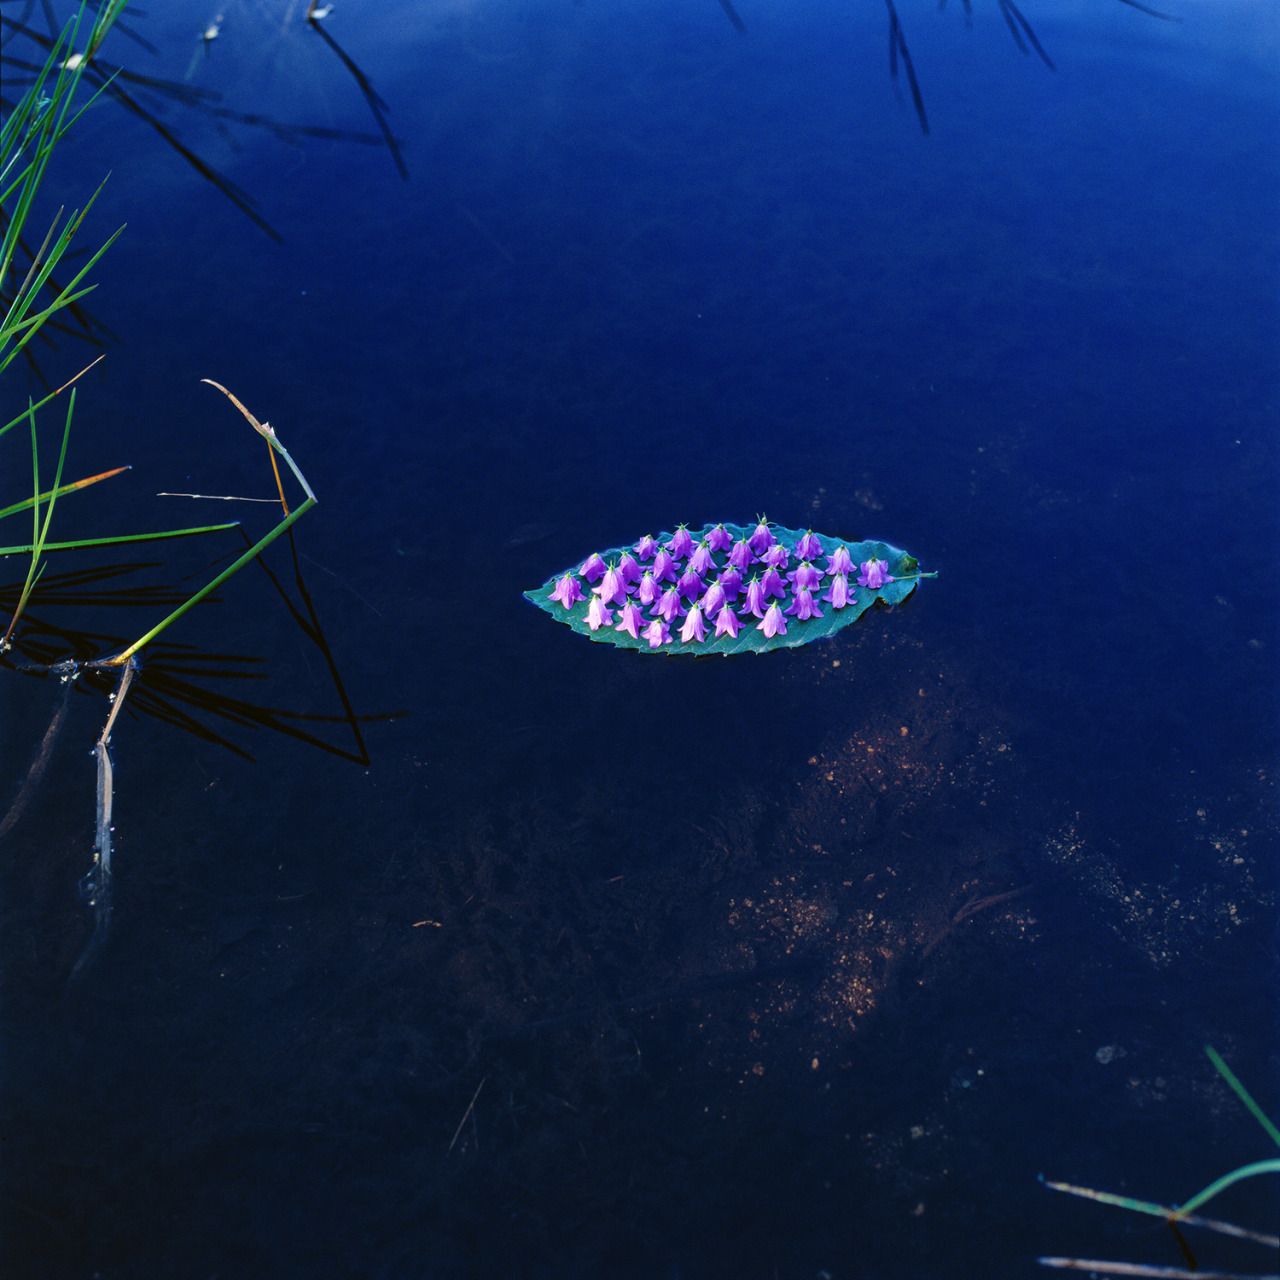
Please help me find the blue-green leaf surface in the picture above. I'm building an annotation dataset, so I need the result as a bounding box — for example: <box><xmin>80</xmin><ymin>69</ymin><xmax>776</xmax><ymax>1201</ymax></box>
<box><xmin>525</xmin><ymin>522</ymin><xmax>934</xmax><ymax>656</ymax></box>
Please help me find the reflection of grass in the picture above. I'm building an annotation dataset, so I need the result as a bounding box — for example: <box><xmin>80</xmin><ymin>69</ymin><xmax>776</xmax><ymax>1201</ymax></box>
<box><xmin>1040</xmin><ymin>1046</ymin><xmax>1279</xmax><ymax>1278</ymax></box>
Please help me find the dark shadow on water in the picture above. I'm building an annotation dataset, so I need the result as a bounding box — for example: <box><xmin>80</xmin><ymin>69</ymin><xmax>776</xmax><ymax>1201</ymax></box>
<box><xmin>1</xmin><ymin>8</ymin><xmax>403</xmax><ymax>244</ymax></box>
<box><xmin>1</xmin><ymin>546</ymin><xmax>400</xmax><ymax>765</ymax></box>
<box><xmin>306</xmin><ymin>11</ymin><xmax>408</xmax><ymax>180</ymax></box>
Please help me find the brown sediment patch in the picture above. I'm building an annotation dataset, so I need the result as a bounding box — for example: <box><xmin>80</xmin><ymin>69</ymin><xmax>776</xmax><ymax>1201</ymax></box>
<box><xmin>693</xmin><ymin>643</ymin><xmax>1037</xmax><ymax>1079</ymax></box>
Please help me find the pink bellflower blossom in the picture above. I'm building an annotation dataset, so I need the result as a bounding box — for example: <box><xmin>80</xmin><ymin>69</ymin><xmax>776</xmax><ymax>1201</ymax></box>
<box><xmin>654</xmin><ymin>586</ymin><xmax>688</xmax><ymax>623</ymax></box>
<box><xmin>717</xmin><ymin>567</ymin><xmax>743</xmax><ymax>600</ymax></box>
<box><xmin>550</xmin><ymin>574</ymin><xmax>585</xmax><ymax>609</ymax></box>
<box><xmin>707</xmin><ymin>524</ymin><xmax>734</xmax><ymax>552</ymax></box>
<box><xmin>740</xmin><ymin>576</ymin><xmax>768</xmax><ymax>619</ymax></box>
<box><xmin>761</xmin><ymin>543</ymin><xmax>789</xmax><ymax>569</ymax></box>
<box><xmin>688</xmin><ymin>541</ymin><xmax>715</xmax><ymax>577</ymax></box>
<box><xmin>728</xmin><ymin>538</ymin><xmax>754</xmax><ymax>571</ymax></box>
<box><xmin>636</xmin><ymin>571</ymin><xmax>660</xmax><ymax>606</ymax></box>
<box><xmin>594</xmin><ymin>563</ymin><xmax>629</xmax><ymax>606</ymax></box>
<box><xmin>785</xmin><ymin>587</ymin><xmax>822</xmax><ymax>621</ymax></box>
<box><xmin>748</xmin><ymin>518</ymin><xmax>775</xmax><ymax>555</ymax></box>
<box><xmin>617</xmin><ymin>552</ymin><xmax>642</xmax><ymax>585</ymax></box>
<box><xmin>857</xmin><ymin>557</ymin><xmax>895</xmax><ymax>590</ymax></box>
<box><xmin>761</xmin><ymin>566</ymin><xmax>787</xmax><ymax>600</ymax></box>
<box><xmin>579</xmin><ymin>552</ymin><xmax>606</xmax><ymax>582</ymax></box>
<box><xmin>615</xmin><ymin>600</ymin><xmax>645</xmax><ymax>639</ymax></box>
<box><xmin>714</xmin><ymin>604</ymin><xmax>741</xmax><ymax>639</ymax></box>
<box><xmin>642</xmin><ymin>619</ymin><xmax>672</xmax><ymax>649</ymax></box>
<box><xmin>680</xmin><ymin>604</ymin><xmax>708</xmax><ymax>644</ymax></box>
<box><xmin>796</xmin><ymin>530</ymin><xmax>823</xmax><ymax>561</ymax></box>
<box><xmin>651</xmin><ymin>548</ymin><xmax>679</xmax><ymax>584</ymax></box>
<box><xmin>586</xmin><ymin>597</ymin><xmax>614</xmax><ymax>631</ymax></box>
<box><xmin>757</xmin><ymin>602</ymin><xmax>787</xmax><ymax>639</ymax></box>
<box><xmin>677</xmin><ymin>567</ymin><xmax>704</xmax><ymax>601</ymax></box>
<box><xmin>634</xmin><ymin>534</ymin><xmax>658</xmax><ymax>562</ymax></box>
<box><xmin>822</xmin><ymin>573</ymin><xmax>850</xmax><ymax>610</ymax></box>
<box><xmin>700</xmin><ymin>581</ymin><xmax>727</xmax><ymax>618</ymax></box>
<box><xmin>788</xmin><ymin>561</ymin><xmax>822</xmax><ymax>592</ymax></box>
<box><xmin>826</xmin><ymin>545</ymin><xmax>854</xmax><ymax>577</ymax></box>
<box><xmin>666</xmin><ymin>525</ymin><xmax>695</xmax><ymax>559</ymax></box>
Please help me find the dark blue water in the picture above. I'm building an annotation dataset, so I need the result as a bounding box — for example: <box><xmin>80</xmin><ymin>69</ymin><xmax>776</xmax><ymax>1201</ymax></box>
<box><xmin>2</xmin><ymin>2</ymin><xmax>1277</xmax><ymax>1276</ymax></box>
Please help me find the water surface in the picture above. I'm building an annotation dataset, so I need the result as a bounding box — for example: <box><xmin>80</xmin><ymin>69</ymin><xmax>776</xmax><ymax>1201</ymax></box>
<box><xmin>1</xmin><ymin>1</ymin><xmax>1277</xmax><ymax>1276</ymax></box>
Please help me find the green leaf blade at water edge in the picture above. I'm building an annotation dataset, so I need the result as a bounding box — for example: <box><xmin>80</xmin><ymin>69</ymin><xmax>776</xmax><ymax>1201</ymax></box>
<box><xmin>525</xmin><ymin>522</ymin><xmax>934</xmax><ymax>657</ymax></box>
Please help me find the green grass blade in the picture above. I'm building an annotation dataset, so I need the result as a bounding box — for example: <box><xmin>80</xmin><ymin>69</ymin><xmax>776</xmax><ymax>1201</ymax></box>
<box><xmin>0</xmin><ymin>213</ymin><xmax>122</xmax><ymax>370</ymax></box>
<box><xmin>1177</xmin><ymin>1158</ymin><xmax>1280</xmax><ymax>1218</ymax></box>
<box><xmin>97</xmin><ymin>499</ymin><xmax>314</xmax><ymax>666</ymax></box>
<box><xmin>0</xmin><ymin>522</ymin><xmax>239</xmax><ymax>557</ymax></box>
<box><xmin>34</xmin><ymin>385</ymin><xmax>76</xmax><ymax>554</ymax></box>
<box><xmin>2</xmin><ymin>400</ymin><xmax>45</xmax><ymax>646</ymax></box>
<box><xmin>1206</xmin><ymin>1047</ymin><xmax>1280</xmax><ymax>1150</ymax></box>
<box><xmin>0</xmin><ymin>352</ymin><xmax>104</xmax><ymax>442</ymax></box>
<box><xmin>0</xmin><ymin>281</ymin><xmax>104</xmax><ymax>370</ymax></box>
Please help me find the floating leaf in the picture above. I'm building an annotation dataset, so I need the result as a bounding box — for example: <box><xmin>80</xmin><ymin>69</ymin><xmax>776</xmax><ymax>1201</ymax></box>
<box><xmin>525</xmin><ymin>521</ymin><xmax>935</xmax><ymax>656</ymax></box>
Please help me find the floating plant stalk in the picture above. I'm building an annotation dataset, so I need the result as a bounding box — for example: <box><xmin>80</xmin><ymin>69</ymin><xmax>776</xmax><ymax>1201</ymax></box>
<box><xmin>91</xmin><ymin>380</ymin><xmax>317</xmax><ymax>668</ymax></box>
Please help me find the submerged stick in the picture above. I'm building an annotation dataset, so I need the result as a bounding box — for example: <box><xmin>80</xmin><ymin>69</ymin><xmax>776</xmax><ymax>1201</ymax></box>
<box><xmin>70</xmin><ymin>656</ymin><xmax>136</xmax><ymax>980</ymax></box>
<box><xmin>1039</xmin><ymin>1261</ymin><xmax>1277</xmax><ymax>1279</ymax></box>
<box><xmin>1041</xmin><ymin>1179</ymin><xmax>1279</xmax><ymax>1249</ymax></box>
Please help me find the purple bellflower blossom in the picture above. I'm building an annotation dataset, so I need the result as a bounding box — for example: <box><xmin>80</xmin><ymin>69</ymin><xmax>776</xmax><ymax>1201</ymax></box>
<box><xmin>700</xmin><ymin>581</ymin><xmax>727</xmax><ymax>618</ymax></box>
<box><xmin>586</xmin><ymin>597</ymin><xmax>614</xmax><ymax>631</ymax></box>
<box><xmin>636</xmin><ymin>571</ymin><xmax>660</xmax><ymax>606</ymax></box>
<box><xmin>550</xmin><ymin>574</ymin><xmax>585</xmax><ymax>609</ymax></box>
<box><xmin>748</xmin><ymin>518</ymin><xmax>775</xmax><ymax>555</ymax></box>
<box><xmin>826</xmin><ymin>545</ymin><xmax>854</xmax><ymax>577</ymax></box>
<box><xmin>788</xmin><ymin>561</ymin><xmax>822</xmax><ymax>592</ymax></box>
<box><xmin>688</xmin><ymin>540</ymin><xmax>715</xmax><ymax>577</ymax></box>
<box><xmin>667</xmin><ymin>525</ymin><xmax>695</xmax><ymax>559</ymax></box>
<box><xmin>707</xmin><ymin>524</ymin><xmax>734</xmax><ymax>552</ymax></box>
<box><xmin>680</xmin><ymin>604</ymin><xmax>708</xmax><ymax>644</ymax></box>
<box><xmin>617</xmin><ymin>552</ymin><xmax>642</xmax><ymax>585</ymax></box>
<box><xmin>642</xmin><ymin>618</ymin><xmax>672</xmax><ymax>649</ymax></box>
<box><xmin>677</xmin><ymin>567</ymin><xmax>704</xmax><ymax>601</ymax></box>
<box><xmin>857</xmin><ymin>557</ymin><xmax>895</xmax><ymax>590</ymax></box>
<box><xmin>655</xmin><ymin>586</ymin><xmax>688</xmax><ymax>623</ymax></box>
<box><xmin>761</xmin><ymin>543</ymin><xmax>789</xmax><ymax>569</ymax></box>
<box><xmin>615</xmin><ymin>600</ymin><xmax>645</xmax><ymax>639</ymax></box>
<box><xmin>761</xmin><ymin>566</ymin><xmax>787</xmax><ymax>600</ymax></box>
<box><xmin>651</xmin><ymin>548</ymin><xmax>679</xmax><ymax>585</ymax></box>
<box><xmin>634</xmin><ymin>534</ymin><xmax>658</xmax><ymax>562</ymax></box>
<box><xmin>594</xmin><ymin>563</ymin><xmax>629</xmax><ymax>606</ymax></box>
<box><xmin>714</xmin><ymin>604</ymin><xmax>741</xmax><ymax>639</ymax></box>
<box><xmin>728</xmin><ymin>538</ymin><xmax>754</xmax><ymax>571</ymax></box>
<box><xmin>785</xmin><ymin>587</ymin><xmax>822</xmax><ymax>621</ymax></box>
<box><xmin>796</xmin><ymin>530</ymin><xmax>823</xmax><ymax>561</ymax></box>
<box><xmin>822</xmin><ymin>573</ymin><xmax>850</xmax><ymax>610</ymax></box>
<box><xmin>717</xmin><ymin>567</ymin><xmax>743</xmax><ymax>600</ymax></box>
<box><xmin>757</xmin><ymin>602</ymin><xmax>787</xmax><ymax>638</ymax></box>
<box><xmin>740</xmin><ymin>576</ymin><xmax>768</xmax><ymax>619</ymax></box>
<box><xmin>579</xmin><ymin>552</ymin><xmax>606</xmax><ymax>582</ymax></box>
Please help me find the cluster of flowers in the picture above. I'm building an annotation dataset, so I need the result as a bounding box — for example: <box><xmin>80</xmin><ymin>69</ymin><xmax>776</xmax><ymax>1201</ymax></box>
<box><xmin>548</xmin><ymin>520</ymin><xmax>896</xmax><ymax>649</ymax></box>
